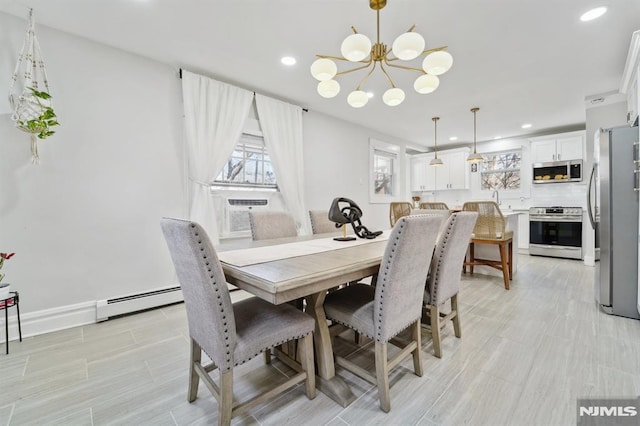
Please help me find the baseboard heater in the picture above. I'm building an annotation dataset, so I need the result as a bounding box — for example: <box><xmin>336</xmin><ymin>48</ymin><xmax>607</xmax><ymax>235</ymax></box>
<box><xmin>96</xmin><ymin>285</ymin><xmax>183</xmax><ymax>321</ymax></box>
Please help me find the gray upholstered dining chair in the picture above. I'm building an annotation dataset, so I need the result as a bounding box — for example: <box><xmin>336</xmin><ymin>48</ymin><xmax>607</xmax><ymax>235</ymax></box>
<box><xmin>422</xmin><ymin>212</ymin><xmax>478</xmax><ymax>358</ymax></box>
<box><xmin>248</xmin><ymin>211</ymin><xmax>297</xmax><ymax>241</ymax></box>
<box><xmin>323</xmin><ymin>214</ymin><xmax>444</xmax><ymax>412</ymax></box>
<box><xmin>160</xmin><ymin>218</ymin><xmax>316</xmax><ymax>426</ymax></box>
<box><xmin>309</xmin><ymin>210</ymin><xmax>338</xmax><ymax>234</ymax></box>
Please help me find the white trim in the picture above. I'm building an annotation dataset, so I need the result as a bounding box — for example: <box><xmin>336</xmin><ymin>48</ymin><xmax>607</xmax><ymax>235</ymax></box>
<box><xmin>583</xmin><ymin>255</ymin><xmax>596</xmax><ymax>267</ymax></box>
<box><xmin>0</xmin><ymin>301</ymin><xmax>95</xmax><ymax>341</ymax></box>
<box><xmin>620</xmin><ymin>30</ymin><xmax>640</xmax><ymax>94</ymax></box>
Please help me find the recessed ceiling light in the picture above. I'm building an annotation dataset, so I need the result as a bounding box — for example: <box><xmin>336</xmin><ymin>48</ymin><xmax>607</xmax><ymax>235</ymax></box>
<box><xmin>580</xmin><ymin>7</ymin><xmax>607</xmax><ymax>22</ymax></box>
<box><xmin>281</xmin><ymin>56</ymin><xmax>296</xmax><ymax>66</ymax></box>
<box><xmin>449</xmin><ymin>136</ymin><xmax>458</xmax><ymax>141</ymax></box>
<box><xmin>366</xmin><ymin>92</ymin><xmax>374</xmax><ymax>98</ymax></box>
<box><xmin>521</xmin><ymin>123</ymin><xmax>532</xmax><ymax>129</ymax></box>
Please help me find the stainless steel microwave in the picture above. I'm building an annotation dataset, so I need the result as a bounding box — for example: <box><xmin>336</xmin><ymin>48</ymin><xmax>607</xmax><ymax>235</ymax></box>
<box><xmin>532</xmin><ymin>159</ymin><xmax>582</xmax><ymax>183</ymax></box>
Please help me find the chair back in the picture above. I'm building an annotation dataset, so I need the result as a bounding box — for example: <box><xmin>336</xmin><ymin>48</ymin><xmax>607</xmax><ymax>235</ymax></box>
<box><xmin>410</xmin><ymin>208</ymin><xmax>450</xmax><ymax>217</ymax></box>
<box><xmin>419</xmin><ymin>202</ymin><xmax>449</xmax><ymax>211</ymax></box>
<box><xmin>309</xmin><ymin>210</ymin><xmax>338</xmax><ymax>234</ymax></box>
<box><xmin>462</xmin><ymin>201</ymin><xmax>505</xmax><ymax>239</ymax></box>
<box><xmin>389</xmin><ymin>202</ymin><xmax>413</xmax><ymax>227</ymax></box>
<box><xmin>160</xmin><ymin>218</ymin><xmax>237</xmax><ymax>371</ymax></box>
<box><xmin>426</xmin><ymin>212</ymin><xmax>478</xmax><ymax>306</ymax></box>
<box><xmin>374</xmin><ymin>214</ymin><xmax>443</xmax><ymax>342</ymax></box>
<box><xmin>249</xmin><ymin>211</ymin><xmax>297</xmax><ymax>241</ymax></box>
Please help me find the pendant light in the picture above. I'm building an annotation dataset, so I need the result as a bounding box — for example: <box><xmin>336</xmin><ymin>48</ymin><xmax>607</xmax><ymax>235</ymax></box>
<box><xmin>467</xmin><ymin>107</ymin><xmax>484</xmax><ymax>163</ymax></box>
<box><xmin>429</xmin><ymin>116</ymin><xmax>443</xmax><ymax>166</ymax></box>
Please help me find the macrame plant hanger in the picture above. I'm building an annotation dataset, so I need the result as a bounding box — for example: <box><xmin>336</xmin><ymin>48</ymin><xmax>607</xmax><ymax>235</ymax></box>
<box><xmin>9</xmin><ymin>9</ymin><xmax>55</xmax><ymax>164</ymax></box>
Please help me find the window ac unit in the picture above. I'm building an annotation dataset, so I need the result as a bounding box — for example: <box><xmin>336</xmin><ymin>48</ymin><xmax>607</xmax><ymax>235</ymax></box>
<box><xmin>224</xmin><ymin>198</ymin><xmax>269</xmax><ymax>237</ymax></box>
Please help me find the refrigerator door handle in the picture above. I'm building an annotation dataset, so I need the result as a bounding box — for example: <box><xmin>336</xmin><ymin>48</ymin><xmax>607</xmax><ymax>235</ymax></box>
<box><xmin>587</xmin><ymin>163</ymin><xmax>596</xmax><ymax>229</ymax></box>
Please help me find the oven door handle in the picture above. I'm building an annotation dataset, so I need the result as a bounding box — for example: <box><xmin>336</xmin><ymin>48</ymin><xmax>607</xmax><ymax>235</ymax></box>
<box><xmin>530</xmin><ymin>216</ymin><xmax>582</xmax><ymax>222</ymax></box>
<box><xmin>530</xmin><ymin>244</ymin><xmax>581</xmax><ymax>250</ymax></box>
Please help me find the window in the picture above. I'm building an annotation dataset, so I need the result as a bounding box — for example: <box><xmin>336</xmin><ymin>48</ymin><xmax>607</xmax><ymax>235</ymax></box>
<box><xmin>369</xmin><ymin>138</ymin><xmax>401</xmax><ymax>203</ymax></box>
<box><xmin>481</xmin><ymin>150</ymin><xmax>521</xmax><ymax>190</ymax></box>
<box><xmin>214</xmin><ymin>133</ymin><xmax>277</xmax><ymax>189</ymax></box>
<box><xmin>373</xmin><ymin>150</ymin><xmax>395</xmax><ymax>195</ymax></box>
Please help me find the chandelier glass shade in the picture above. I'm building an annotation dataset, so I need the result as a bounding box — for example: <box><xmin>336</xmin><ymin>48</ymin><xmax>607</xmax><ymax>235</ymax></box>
<box><xmin>466</xmin><ymin>107</ymin><xmax>484</xmax><ymax>163</ymax></box>
<box><xmin>429</xmin><ymin>116</ymin><xmax>443</xmax><ymax>166</ymax></box>
<box><xmin>310</xmin><ymin>0</ymin><xmax>453</xmax><ymax>108</ymax></box>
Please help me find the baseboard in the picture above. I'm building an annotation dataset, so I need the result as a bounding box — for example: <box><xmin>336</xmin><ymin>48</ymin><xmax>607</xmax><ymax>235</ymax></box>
<box><xmin>0</xmin><ymin>301</ymin><xmax>96</xmax><ymax>341</ymax></box>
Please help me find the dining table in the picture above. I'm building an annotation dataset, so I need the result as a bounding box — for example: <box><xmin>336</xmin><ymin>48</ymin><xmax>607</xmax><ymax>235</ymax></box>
<box><xmin>217</xmin><ymin>231</ymin><xmax>390</xmax><ymax>407</ymax></box>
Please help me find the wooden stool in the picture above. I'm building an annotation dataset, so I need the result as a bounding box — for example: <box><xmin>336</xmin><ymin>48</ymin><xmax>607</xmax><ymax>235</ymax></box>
<box><xmin>464</xmin><ymin>236</ymin><xmax>513</xmax><ymax>290</ymax></box>
<box><xmin>461</xmin><ymin>201</ymin><xmax>513</xmax><ymax>290</ymax></box>
<box><xmin>1</xmin><ymin>291</ymin><xmax>22</xmax><ymax>354</ymax></box>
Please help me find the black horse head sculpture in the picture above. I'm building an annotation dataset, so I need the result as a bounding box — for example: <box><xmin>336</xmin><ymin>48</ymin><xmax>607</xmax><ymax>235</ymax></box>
<box><xmin>328</xmin><ymin>197</ymin><xmax>383</xmax><ymax>239</ymax></box>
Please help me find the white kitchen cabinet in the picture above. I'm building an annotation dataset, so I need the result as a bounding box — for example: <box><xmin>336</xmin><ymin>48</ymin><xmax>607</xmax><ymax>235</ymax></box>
<box><xmin>410</xmin><ymin>155</ymin><xmax>427</xmax><ymax>192</ymax></box>
<box><xmin>411</xmin><ymin>148</ymin><xmax>470</xmax><ymax>191</ymax></box>
<box><xmin>410</xmin><ymin>154</ymin><xmax>436</xmax><ymax>191</ymax></box>
<box><xmin>530</xmin><ymin>131</ymin><xmax>585</xmax><ymax>163</ymax></box>
<box><xmin>446</xmin><ymin>150</ymin><xmax>470</xmax><ymax>189</ymax></box>
<box><xmin>517</xmin><ymin>211</ymin><xmax>529</xmax><ymax>250</ymax></box>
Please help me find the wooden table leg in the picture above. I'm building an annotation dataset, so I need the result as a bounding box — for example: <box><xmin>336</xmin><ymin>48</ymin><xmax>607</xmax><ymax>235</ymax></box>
<box><xmin>306</xmin><ymin>292</ymin><xmax>356</xmax><ymax>407</ymax></box>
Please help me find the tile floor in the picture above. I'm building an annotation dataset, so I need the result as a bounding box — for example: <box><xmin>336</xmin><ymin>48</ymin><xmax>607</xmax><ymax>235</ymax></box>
<box><xmin>1</xmin><ymin>254</ymin><xmax>640</xmax><ymax>425</ymax></box>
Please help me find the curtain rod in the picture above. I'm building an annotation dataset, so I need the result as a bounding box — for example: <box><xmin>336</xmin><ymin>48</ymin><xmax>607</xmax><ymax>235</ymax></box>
<box><xmin>178</xmin><ymin>68</ymin><xmax>308</xmax><ymax>112</ymax></box>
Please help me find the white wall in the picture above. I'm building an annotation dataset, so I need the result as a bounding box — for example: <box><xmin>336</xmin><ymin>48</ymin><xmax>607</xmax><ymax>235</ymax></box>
<box><xmin>0</xmin><ymin>13</ymin><xmax>185</xmax><ymax>319</ymax></box>
<box><xmin>302</xmin><ymin>111</ymin><xmax>412</xmax><ymax>231</ymax></box>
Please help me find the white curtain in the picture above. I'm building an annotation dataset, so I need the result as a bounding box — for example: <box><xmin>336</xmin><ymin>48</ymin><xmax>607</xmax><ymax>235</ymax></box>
<box><xmin>181</xmin><ymin>70</ymin><xmax>254</xmax><ymax>243</ymax></box>
<box><xmin>255</xmin><ymin>94</ymin><xmax>311</xmax><ymax>235</ymax></box>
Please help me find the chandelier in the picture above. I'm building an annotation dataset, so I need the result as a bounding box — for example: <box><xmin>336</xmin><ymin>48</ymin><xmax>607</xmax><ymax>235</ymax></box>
<box><xmin>310</xmin><ymin>0</ymin><xmax>453</xmax><ymax>108</ymax></box>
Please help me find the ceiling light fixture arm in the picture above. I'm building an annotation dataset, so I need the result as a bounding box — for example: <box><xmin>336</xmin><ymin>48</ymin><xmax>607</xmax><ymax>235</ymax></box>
<box><xmin>356</xmin><ymin>61</ymin><xmax>379</xmax><ymax>90</ymax></box>
<box><xmin>378</xmin><ymin>62</ymin><xmax>397</xmax><ymax>88</ymax></box>
<box><xmin>385</xmin><ymin>45</ymin><xmax>448</xmax><ymax>62</ymax></box>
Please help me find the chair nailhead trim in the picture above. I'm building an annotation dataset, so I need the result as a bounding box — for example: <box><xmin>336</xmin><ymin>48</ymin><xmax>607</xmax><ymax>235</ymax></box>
<box><xmin>233</xmin><ymin>331</ymin><xmax>313</xmax><ymax>366</ymax></box>
<box><xmin>191</xmin><ymin>223</ymin><xmax>233</xmax><ymax>367</ymax></box>
<box><xmin>431</xmin><ymin>214</ymin><xmax>456</xmax><ymax>304</ymax></box>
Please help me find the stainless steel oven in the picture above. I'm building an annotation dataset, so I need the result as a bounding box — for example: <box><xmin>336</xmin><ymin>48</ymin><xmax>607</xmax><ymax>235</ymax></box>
<box><xmin>529</xmin><ymin>207</ymin><xmax>583</xmax><ymax>260</ymax></box>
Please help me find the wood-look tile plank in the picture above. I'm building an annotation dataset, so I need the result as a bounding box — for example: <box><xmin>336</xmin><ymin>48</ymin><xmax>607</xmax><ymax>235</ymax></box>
<box><xmin>418</xmin><ymin>367</ymin><xmax>522</xmax><ymax>425</ymax></box>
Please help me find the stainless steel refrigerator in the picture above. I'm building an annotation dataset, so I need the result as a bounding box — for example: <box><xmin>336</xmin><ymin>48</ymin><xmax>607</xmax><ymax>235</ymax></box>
<box><xmin>588</xmin><ymin>125</ymin><xmax>640</xmax><ymax>319</ymax></box>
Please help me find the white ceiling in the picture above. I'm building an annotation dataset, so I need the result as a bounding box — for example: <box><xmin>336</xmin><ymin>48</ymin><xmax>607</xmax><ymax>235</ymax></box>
<box><xmin>1</xmin><ymin>0</ymin><xmax>639</xmax><ymax>149</ymax></box>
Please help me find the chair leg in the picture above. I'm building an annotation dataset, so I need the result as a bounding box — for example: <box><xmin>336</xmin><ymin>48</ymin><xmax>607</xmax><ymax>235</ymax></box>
<box><xmin>508</xmin><ymin>240</ymin><xmax>513</xmax><ymax>280</ymax></box>
<box><xmin>218</xmin><ymin>370</ymin><xmax>233</xmax><ymax>426</ymax></box>
<box><xmin>499</xmin><ymin>242</ymin><xmax>510</xmax><ymax>290</ymax></box>
<box><xmin>430</xmin><ymin>305</ymin><xmax>442</xmax><ymax>358</ymax></box>
<box><xmin>264</xmin><ymin>349</ymin><xmax>271</xmax><ymax>365</ymax></box>
<box><xmin>188</xmin><ymin>338</ymin><xmax>201</xmax><ymax>402</ymax></box>
<box><xmin>298</xmin><ymin>333</ymin><xmax>317</xmax><ymax>400</ymax></box>
<box><xmin>354</xmin><ymin>331</ymin><xmax>361</xmax><ymax>345</ymax></box>
<box><xmin>374</xmin><ymin>341</ymin><xmax>391</xmax><ymax>412</ymax></box>
<box><xmin>469</xmin><ymin>243</ymin><xmax>475</xmax><ymax>274</ymax></box>
<box><xmin>451</xmin><ymin>294</ymin><xmax>462</xmax><ymax>338</ymax></box>
<box><xmin>411</xmin><ymin>320</ymin><xmax>423</xmax><ymax>377</ymax></box>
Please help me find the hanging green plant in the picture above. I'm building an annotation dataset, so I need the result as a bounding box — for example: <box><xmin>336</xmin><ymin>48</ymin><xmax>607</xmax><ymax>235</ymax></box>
<box><xmin>16</xmin><ymin>87</ymin><xmax>60</xmax><ymax>140</ymax></box>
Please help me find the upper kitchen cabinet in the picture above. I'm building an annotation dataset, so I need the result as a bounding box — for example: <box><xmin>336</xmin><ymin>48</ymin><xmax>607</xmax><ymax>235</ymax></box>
<box><xmin>530</xmin><ymin>131</ymin><xmax>585</xmax><ymax>163</ymax></box>
<box><xmin>410</xmin><ymin>153</ymin><xmax>435</xmax><ymax>191</ymax></box>
<box><xmin>411</xmin><ymin>148</ymin><xmax>470</xmax><ymax>191</ymax></box>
